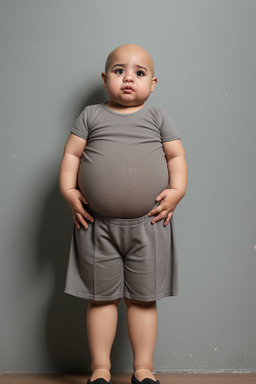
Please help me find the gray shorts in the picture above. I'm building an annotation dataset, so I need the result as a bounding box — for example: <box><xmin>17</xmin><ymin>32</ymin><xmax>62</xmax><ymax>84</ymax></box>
<box><xmin>65</xmin><ymin>210</ymin><xmax>178</xmax><ymax>302</ymax></box>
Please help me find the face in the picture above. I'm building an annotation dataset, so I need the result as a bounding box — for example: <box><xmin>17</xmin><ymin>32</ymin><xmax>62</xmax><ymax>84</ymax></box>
<box><xmin>102</xmin><ymin>45</ymin><xmax>157</xmax><ymax>108</ymax></box>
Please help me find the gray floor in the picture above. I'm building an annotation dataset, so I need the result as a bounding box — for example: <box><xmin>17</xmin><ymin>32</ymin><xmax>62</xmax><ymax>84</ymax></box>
<box><xmin>0</xmin><ymin>373</ymin><xmax>256</xmax><ymax>384</ymax></box>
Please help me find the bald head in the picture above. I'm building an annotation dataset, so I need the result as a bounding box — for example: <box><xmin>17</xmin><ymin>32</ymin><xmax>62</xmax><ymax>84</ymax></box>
<box><xmin>105</xmin><ymin>44</ymin><xmax>155</xmax><ymax>76</ymax></box>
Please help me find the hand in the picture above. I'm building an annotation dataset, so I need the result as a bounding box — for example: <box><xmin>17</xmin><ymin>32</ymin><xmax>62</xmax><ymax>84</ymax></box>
<box><xmin>148</xmin><ymin>189</ymin><xmax>180</xmax><ymax>226</ymax></box>
<box><xmin>64</xmin><ymin>189</ymin><xmax>94</xmax><ymax>229</ymax></box>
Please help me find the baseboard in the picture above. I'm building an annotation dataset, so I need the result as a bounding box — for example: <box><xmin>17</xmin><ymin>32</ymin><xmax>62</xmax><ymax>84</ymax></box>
<box><xmin>154</xmin><ymin>369</ymin><xmax>255</xmax><ymax>374</ymax></box>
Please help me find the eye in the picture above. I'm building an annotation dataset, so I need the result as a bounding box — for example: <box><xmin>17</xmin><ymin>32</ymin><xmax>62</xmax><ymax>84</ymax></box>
<box><xmin>136</xmin><ymin>70</ymin><xmax>145</xmax><ymax>77</ymax></box>
<box><xmin>114</xmin><ymin>68</ymin><xmax>124</xmax><ymax>75</ymax></box>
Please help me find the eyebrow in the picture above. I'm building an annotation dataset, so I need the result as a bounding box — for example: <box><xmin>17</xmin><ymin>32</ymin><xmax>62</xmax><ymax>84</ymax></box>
<box><xmin>111</xmin><ymin>64</ymin><xmax>148</xmax><ymax>71</ymax></box>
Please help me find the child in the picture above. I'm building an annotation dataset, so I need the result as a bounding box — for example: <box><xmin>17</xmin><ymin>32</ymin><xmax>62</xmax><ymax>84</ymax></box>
<box><xmin>59</xmin><ymin>44</ymin><xmax>187</xmax><ymax>384</ymax></box>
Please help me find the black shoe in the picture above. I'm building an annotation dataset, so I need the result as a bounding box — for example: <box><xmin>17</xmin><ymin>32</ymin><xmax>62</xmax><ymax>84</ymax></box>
<box><xmin>131</xmin><ymin>373</ymin><xmax>160</xmax><ymax>384</ymax></box>
<box><xmin>87</xmin><ymin>378</ymin><xmax>112</xmax><ymax>384</ymax></box>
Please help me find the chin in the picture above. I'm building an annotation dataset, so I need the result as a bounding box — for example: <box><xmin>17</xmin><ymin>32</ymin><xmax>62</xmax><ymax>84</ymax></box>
<box><xmin>119</xmin><ymin>98</ymin><xmax>146</xmax><ymax>107</ymax></box>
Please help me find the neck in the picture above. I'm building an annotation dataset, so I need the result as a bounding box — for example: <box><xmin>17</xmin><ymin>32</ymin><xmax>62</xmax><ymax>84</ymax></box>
<box><xmin>105</xmin><ymin>101</ymin><xmax>145</xmax><ymax>114</ymax></box>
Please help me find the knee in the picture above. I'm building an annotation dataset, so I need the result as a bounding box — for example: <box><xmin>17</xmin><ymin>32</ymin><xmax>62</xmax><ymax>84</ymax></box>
<box><xmin>124</xmin><ymin>298</ymin><xmax>156</xmax><ymax>308</ymax></box>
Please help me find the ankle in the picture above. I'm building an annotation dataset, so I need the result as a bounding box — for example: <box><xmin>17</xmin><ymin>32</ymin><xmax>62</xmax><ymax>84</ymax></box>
<box><xmin>134</xmin><ymin>368</ymin><xmax>156</xmax><ymax>381</ymax></box>
<box><xmin>90</xmin><ymin>368</ymin><xmax>111</xmax><ymax>382</ymax></box>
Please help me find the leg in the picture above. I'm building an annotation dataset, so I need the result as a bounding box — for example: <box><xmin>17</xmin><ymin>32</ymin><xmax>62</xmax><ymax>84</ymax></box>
<box><xmin>87</xmin><ymin>299</ymin><xmax>120</xmax><ymax>382</ymax></box>
<box><xmin>125</xmin><ymin>298</ymin><xmax>158</xmax><ymax>382</ymax></box>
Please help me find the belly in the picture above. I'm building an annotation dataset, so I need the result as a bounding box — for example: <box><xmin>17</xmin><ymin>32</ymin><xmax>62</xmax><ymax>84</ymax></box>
<box><xmin>78</xmin><ymin>149</ymin><xmax>169</xmax><ymax>218</ymax></box>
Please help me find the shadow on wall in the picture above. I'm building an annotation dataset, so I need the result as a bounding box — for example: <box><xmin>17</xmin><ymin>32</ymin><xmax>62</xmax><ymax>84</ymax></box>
<box><xmin>38</xmin><ymin>182</ymin><xmax>89</xmax><ymax>372</ymax></box>
<box><xmin>37</xmin><ymin>87</ymin><xmax>131</xmax><ymax>373</ymax></box>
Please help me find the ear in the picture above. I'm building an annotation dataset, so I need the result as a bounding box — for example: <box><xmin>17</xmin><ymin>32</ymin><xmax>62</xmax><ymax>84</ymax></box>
<box><xmin>151</xmin><ymin>77</ymin><xmax>157</xmax><ymax>93</ymax></box>
<box><xmin>101</xmin><ymin>72</ymin><xmax>107</xmax><ymax>88</ymax></box>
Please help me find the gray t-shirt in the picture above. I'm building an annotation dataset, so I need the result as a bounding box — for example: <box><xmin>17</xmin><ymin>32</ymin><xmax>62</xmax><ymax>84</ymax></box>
<box><xmin>71</xmin><ymin>103</ymin><xmax>180</xmax><ymax>218</ymax></box>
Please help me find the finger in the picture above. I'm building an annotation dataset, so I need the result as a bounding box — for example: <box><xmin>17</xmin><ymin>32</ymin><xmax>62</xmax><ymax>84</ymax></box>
<box><xmin>76</xmin><ymin>213</ymin><xmax>89</xmax><ymax>230</ymax></box>
<box><xmin>73</xmin><ymin>210</ymin><xmax>89</xmax><ymax>230</ymax></box>
<box><xmin>80</xmin><ymin>194</ymin><xmax>89</xmax><ymax>205</ymax></box>
<box><xmin>73</xmin><ymin>214</ymin><xmax>81</xmax><ymax>229</ymax></box>
<box><xmin>148</xmin><ymin>201</ymin><xmax>167</xmax><ymax>217</ymax></box>
<box><xmin>82</xmin><ymin>211</ymin><xmax>94</xmax><ymax>223</ymax></box>
<box><xmin>148</xmin><ymin>207</ymin><xmax>159</xmax><ymax>217</ymax></box>
<box><xmin>163</xmin><ymin>212</ymin><xmax>173</xmax><ymax>226</ymax></box>
<box><xmin>78</xmin><ymin>205</ymin><xmax>94</xmax><ymax>223</ymax></box>
<box><xmin>151</xmin><ymin>210</ymin><xmax>167</xmax><ymax>224</ymax></box>
<box><xmin>155</xmin><ymin>189</ymin><xmax>168</xmax><ymax>202</ymax></box>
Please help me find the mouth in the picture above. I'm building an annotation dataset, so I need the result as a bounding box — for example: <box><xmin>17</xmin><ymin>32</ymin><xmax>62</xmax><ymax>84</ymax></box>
<box><xmin>122</xmin><ymin>86</ymin><xmax>134</xmax><ymax>93</ymax></box>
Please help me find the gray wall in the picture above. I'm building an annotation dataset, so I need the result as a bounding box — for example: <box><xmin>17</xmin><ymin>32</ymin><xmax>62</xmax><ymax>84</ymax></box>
<box><xmin>0</xmin><ymin>0</ymin><xmax>255</xmax><ymax>374</ymax></box>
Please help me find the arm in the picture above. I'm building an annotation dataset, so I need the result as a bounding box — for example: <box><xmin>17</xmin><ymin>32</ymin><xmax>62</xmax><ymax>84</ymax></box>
<box><xmin>148</xmin><ymin>139</ymin><xmax>188</xmax><ymax>225</ymax></box>
<box><xmin>59</xmin><ymin>133</ymin><xmax>94</xmax><ymax>229</ymax></box>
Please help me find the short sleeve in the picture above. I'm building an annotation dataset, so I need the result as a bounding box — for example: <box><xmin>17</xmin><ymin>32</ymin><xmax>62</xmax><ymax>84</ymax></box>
<box><xmin>159</xmin><ymin>109</ymin><xmax>181</xmax><ymax>142</ymax></box>
<box><xmin>70</xmin><ymin>108</ymin><xmax>89</xmax><ymax>140</ymax></box>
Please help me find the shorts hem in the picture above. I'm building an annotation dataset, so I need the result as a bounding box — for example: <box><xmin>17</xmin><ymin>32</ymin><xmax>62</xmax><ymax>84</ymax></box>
<box><xmin>64</xmin><ymin>288</ymin><xmax>178</xmax><ymax>301</ymax></box>
<box><xmin>123</xmin><ymin>290</ymin><xmax>177</xmax><ymax>302</ymax></box>
<box><xmin>64</xmin><ymin>288</ymin><xmax>123</xmax><ymax>302</ymax></box>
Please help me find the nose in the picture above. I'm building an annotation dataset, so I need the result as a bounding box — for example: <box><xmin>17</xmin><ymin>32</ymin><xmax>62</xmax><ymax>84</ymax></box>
<box><xmin>123</xmin><ymin>70</ymin><xmax>134</xmax><ymax>83</ymax></box>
